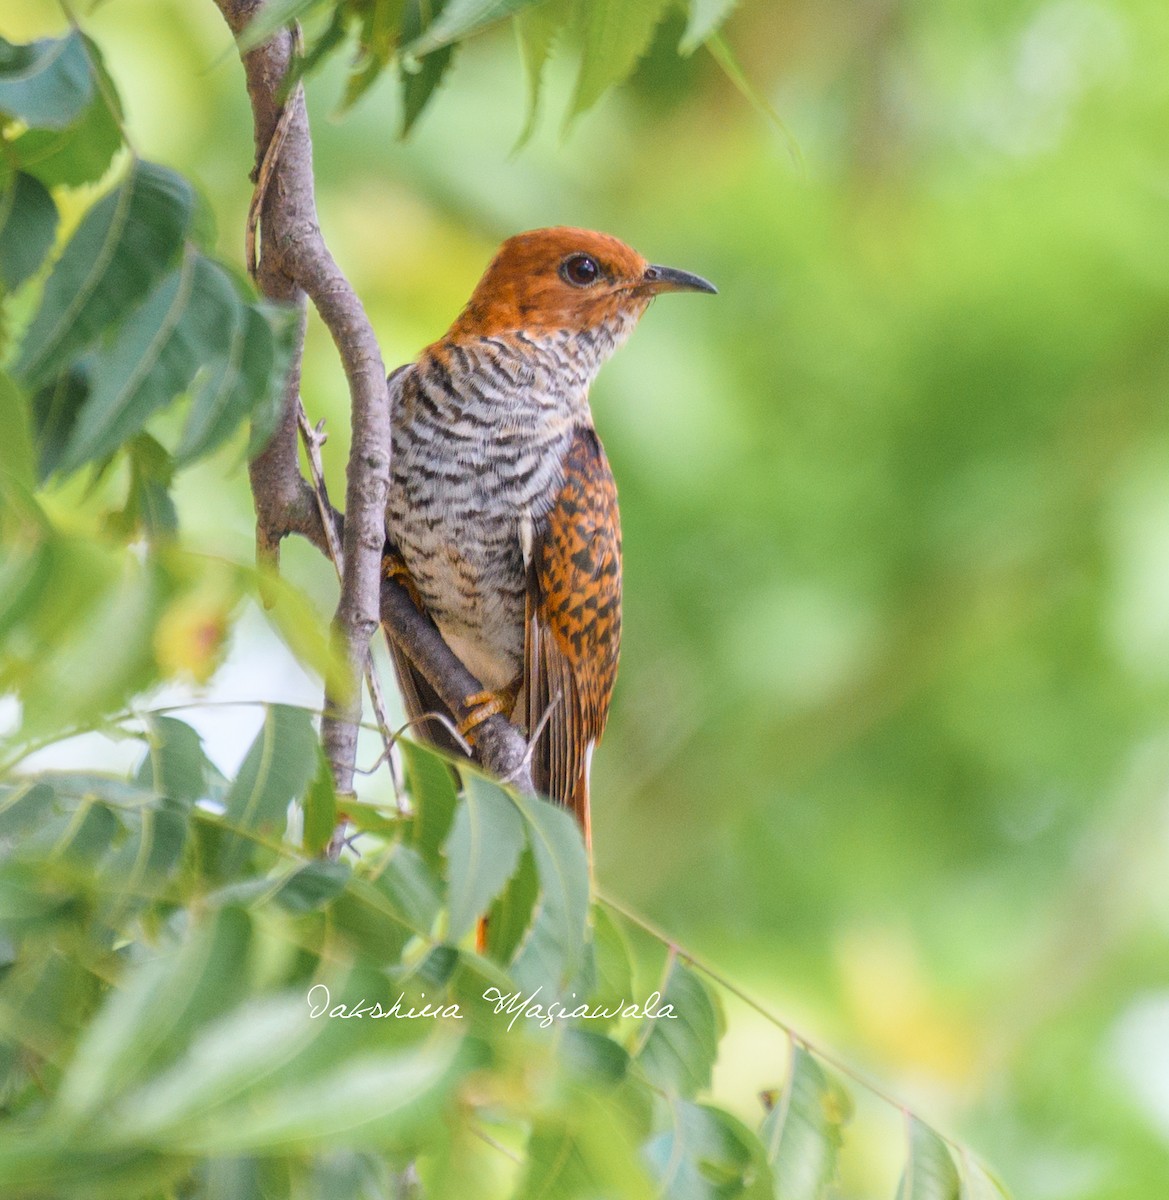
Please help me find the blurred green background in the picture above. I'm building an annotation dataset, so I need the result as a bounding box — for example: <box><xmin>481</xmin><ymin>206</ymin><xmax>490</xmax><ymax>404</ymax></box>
<box><xmin>9</xmin><ymin>0</ymin><xmax>1169</xmax><ymax>1195</ymax></box>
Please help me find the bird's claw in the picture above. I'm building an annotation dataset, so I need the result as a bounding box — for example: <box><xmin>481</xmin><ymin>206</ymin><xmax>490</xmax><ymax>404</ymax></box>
<box><xmin>457</xmin><ymin>685</ymin><xmax>518</xmax><ymax>744</ymax></box>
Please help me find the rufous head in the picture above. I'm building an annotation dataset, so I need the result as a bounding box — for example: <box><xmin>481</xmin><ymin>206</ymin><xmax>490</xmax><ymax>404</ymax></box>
<box><xmin>443</xmin><ymin>227</ymin><xmax>716</xmax><ymax>343</ymax></box>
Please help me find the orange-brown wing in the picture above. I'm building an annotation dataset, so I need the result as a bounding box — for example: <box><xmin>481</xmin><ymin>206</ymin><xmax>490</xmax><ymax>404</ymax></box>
<box><xmin>525</xmin><ymin>426</ymin><xmax>622</xmax><ymax>840</ymax></box>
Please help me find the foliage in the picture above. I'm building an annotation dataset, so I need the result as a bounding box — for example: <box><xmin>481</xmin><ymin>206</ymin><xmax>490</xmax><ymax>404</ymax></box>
<box><xmin>0</xmin><ymin>704</ymin><xmax>1007</xmax><ymax>1199</ymax></box>
<box><xmin>240</xmin><ymin>0</ymin><xmax>738</xmax><ymax>135</ymax></box>
<box><xmin>4</xmin><ymin>0</ymin><xmax>1168</xmax><ymax>1195</ymax></box>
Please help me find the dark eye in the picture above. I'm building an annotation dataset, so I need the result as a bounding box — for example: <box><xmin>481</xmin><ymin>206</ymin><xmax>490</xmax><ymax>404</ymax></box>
<box><xmin>560</xmin><ymin>253</ymin><xmax>600</xmax><ymax>287</ymax></box>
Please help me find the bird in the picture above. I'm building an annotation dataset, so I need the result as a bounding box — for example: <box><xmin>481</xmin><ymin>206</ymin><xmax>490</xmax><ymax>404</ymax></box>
<box><xmin>383</xmin><ymin>227</ymin><xmax>716</xmax><ymax>845</ymax></box>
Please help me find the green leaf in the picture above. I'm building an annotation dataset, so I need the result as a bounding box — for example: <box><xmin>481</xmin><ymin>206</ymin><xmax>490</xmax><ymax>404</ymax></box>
<box><xmin>114</xmin><ymin>434</ymin><xmax>178</xmax><ymax>540</ymax></box>
<box><xmin>101</xmin><ymin>802</ymin><xmax>188</xmax><ymax>907</ymax></box>
<box><xmin>177</xmin><ymin>298</ymin><xmax>292</xmax><ymax>465</ymax></box>
<box><xmin>56</xmin><ymin>906</ymin><xmax>255</xmax><ymax>1118</ymax></box>
<box><xmin>636</xmin><ymin>959</ymin><xmax>721</xmax><ymax>1097</ymax></box>
<box><xmin>135</xmin><ymin>715</ymin><xmax>211</xmax><ymax>808</ymax></box>
<box><xmin>0</xmin><ymin>32</ymin><xmax>94</xmax><ymax>130</ymax></box>
<box><xmin>399</xmin><ymin>0</ymin><xmax>457</xmax><ymax>136</ymax></box>
<box><xmin>587</xmin><ymin>904</ymin><xmax>635</xmax><ymax>1020</ymax></box>
<box><xmin>302</xmin><ymin>744</ymin><xmax>337</xmax><ymax>855</ymax></box>
<box><xmin>57</xmin><ymin>251</ymin><xmax>241</xmax><ymax>475</ymax></box>
<box><xmin>0</xmin><ymin>369</ymin><xmax>36</xmax><ymax>490</ymax></box>
<box><xmin>14</xmin><ymin>160</ymin><xmax>193</xmax><ymax>389</ymax></box>
<box><xmin>246</xmin><ymin>303</ymin><xmax>298</xmax><ymax>457</ymax></box>
<box><xmin>960</xmin><ymin>1157</ymin><xmax>1012</xmax><ymax>1199</ymax></box>
<box><xmin>443</xmin><ymin>771</ymin><xmax>525</xmax><ymax>942</ymax></box>
<box><xmin>341</xmin><ymin>0</ymin><xmax>407</xmax><ymax>111</ymax></box>
<box><xmin>516</xmin><ymin>1092</ymin><xmax>657</xmax><ymax>1200</ymax></box>
<box><xmin>237</xmin><ymin>0</ymin><xmax>331</xmax><ymax>54</ymax></box>
<box><xmin>645</xmin><ymin>1100</ymin><xmax>772</xmax><ymax>1200</ymax></box>
<box><xmin>120</xmin><ymin>1018</ymin><xmax>467</xmax><ymax>1155</ymax></box>
<box><xmin>277</xmin><ymin>859</ymin><xmax>351</xmax><ymax>912</ymax></box>
<box><xmin>514</xmin><ymin>0</ymin><xmax>570</xmax><ymax>146</ymax></box>
<box><xmin>373</xmin><ymin>843</ymin><xmax>442</xmax><ymax>932</ymax></box>
<box><xmin>402</xmin><ymin>737</ymin><xmax>458</xmax><ymax>871</ymax></box>
<box><xmin>899</xmin><ymin>1118</ymin><xmax>961</xmax><ymax>1200</ymax></box>
<box><xmin>217</xmin><ymin>705</ymin><xmax>318</xmax><ymax>877</ymax></box>
<box><xmin>567</xmin><ymin>0</ymin><xmax>674</xmax><ymax>123</ymax></box>
<box><xmin>679</xmin><ymin>0</ymin><xmax>740</xmax><ymax>54</ymax></box>
<box><xmin>11</xmin><ymin>47</ymin><xmax>124</xmax><ymax>188</ymax></box>
<box><xmin>30</xmin><ymin>366</ymin><xmax>91</xmax><ymax>481</ymax></box>
<box><xmin>509</xmin><ymin>788</ymin><xmax>590</xmax><ymax>990</ymax></box>
<box><xmin>0</xmin><ymin>171</ymin><xmax>57</xmax><ymax>291</ymax></box>
<box><xmin>761</xmin><ymin>1044</ymin><xmax>851</xmax><ymax>1200</ymax></box>
<box><xmin>404</xmin><ymin>0</ymin><xmax>545</xmax><ymax>56</ymax></box>
<box><xmin>485</xmin><ymin>842</ymin><xmax>539</xmax><ymax>963</ymax></box>
<box><xmin>0</xmin><ymin>780</ymin><xmax>56</xmax><ymax>840</ymax></box>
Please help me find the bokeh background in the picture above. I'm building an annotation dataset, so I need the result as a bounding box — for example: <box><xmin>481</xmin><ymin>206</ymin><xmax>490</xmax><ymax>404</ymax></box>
<box><xmin>9</xmin><ymin>0</ymin><xmax>1169</xmax><ymax>1195</ymax></box>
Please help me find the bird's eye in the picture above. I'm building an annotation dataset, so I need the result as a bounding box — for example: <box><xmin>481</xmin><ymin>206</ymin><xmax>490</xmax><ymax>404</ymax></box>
<box><xmin>560</xmin><ymin>253</ymin><xmax>601</xmax><ymax>287</ymax></box>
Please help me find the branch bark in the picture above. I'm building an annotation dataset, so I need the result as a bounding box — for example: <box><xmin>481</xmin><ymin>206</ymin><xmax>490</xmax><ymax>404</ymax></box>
<box><xmin>215</xmin><ymin>0</ymin><xmax>532</xmax><ymax>796</ymax></box>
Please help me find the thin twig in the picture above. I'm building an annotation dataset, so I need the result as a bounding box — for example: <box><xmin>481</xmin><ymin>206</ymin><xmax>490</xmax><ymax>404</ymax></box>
<box><xmin>296</xmin><ymin>403</ymin><xmax>403</xmax><ymax>807</ymax></box>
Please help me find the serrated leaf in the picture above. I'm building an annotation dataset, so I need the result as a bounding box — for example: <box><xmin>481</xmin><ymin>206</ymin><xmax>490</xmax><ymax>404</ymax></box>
<box><xmin>899</xmin><ymin>1118</ymin><xmax>961</xmax><ymax>1200</ymax></box>
<box><xmin>122</xmin><ymin>434</ymin><xmax>179</xmax><ymax>539</ymax></box>
<box><xmin>134</xmin><ymin>714</ymin><xmax>211</xmax><ymax>806</ymax></box>
<box><xmin>217</xmin><ymin>705</ymin><xmax>318</xmax><ymax>877</ymax></box>
<box><xmin>405</xmin><ymin>0</ymin><xmax>544</xmax><ymax>56</ymax></box>
<box><xmin>14</xmin><ymin>160</ymin><xmax>193</xmax><ymax>389</ymax></box>
<box><xmin>374</xmin><ymin>843</ymin><xmax>442</xmax><ymax>931</ymax></box>
<box><xmin>31</xmin><ymin>366</ymin><xmax>89</xmax><ymax>480</ymax></box>
<box><xmin>11</xmin><ymin>46</ymin><xmax>124</xmax><ymax>188</ymax></box>
<box><xmin>58</xmin><ymin>251</ymin><xmax>241</xmax><ymax>475</ymax></box>
<box><xmin>402</xmin><ymin>737</ymin><xmax>458</xmax><ymax>871</ymax></box>
<box><xmin>514</xmin><ymin>0</ymin><xmax>570</xmax><ymax>146</ymax></box>
<box><xmin>0</xmin><ymin>32</ymin><xmax>94</xmax><ymax>130</ymax></box>
<box><xmin>509</xmin><ymin>788</ymin><xmax>590</xmax><ymax>990</ymax></box>
<box><xmin>101</xmin><ymin>803</ymin><xmax>188</xmax><ymax>908</ymax></box>
<box><xmin>302</xmin><ymin>743</ymin><xmax>337</xmax><ymax>855</ymax></box>
<box><xmin>761</xmin><ymin>1044</ymin><xmax>851</xmax><ymax>1200</ymax></box>
<box><xmin>485</xmin><ymin>842</ymin><xmax>539</xmax><ymax>962</ymax></box>
<box><xmin>176</xmin><ymin>296</ymin><xmax>290</xmax><ymax>465</ymax></box>
<box><xmin>680</xmin><ymin>0</ymin><xmax>740</xmax><ymax>54</ymax></box>
<box><xmin>341</xmin><ymin>0</ymin><xmax>408</xmax><ymax>111</ymax></box>
<box><xmin>246</xmin><ymin>303</ymin><xmax>298</xmax><ymax>458</ymax></box>
<box><xmin>636</xmin><ymin>960</ymin><xmax>721</xmax><ymax>1097</ymax></box>
<box><xmin>443</xmin><ymin>771</ymin><xmax>525</xmax><ymax>942</ymax></box>
<box><xmin>399</xmin><ymin>0</ymin><xmax>457</xmax><ymax>136</ymax></box>
<box><xmin>645</xmin><ymin>1100</ymin><xmax>772</xmax><ymax>1200</ymax></box>
<box><xmin>0</xmin><ymin>171</ymin><xmax>57</xmax><ymax>291</ymax></box>
<box><xmin>568</xmin><ymin>0</ymin><xmax>674</xmax><ymax>123</ymax></box>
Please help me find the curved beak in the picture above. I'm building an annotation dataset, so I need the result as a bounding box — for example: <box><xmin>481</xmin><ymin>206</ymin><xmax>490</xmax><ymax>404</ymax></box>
<box><xmin>640</xmin><ymin>263</ymin><xmax>718</xmax><ymax>296</ymax></box>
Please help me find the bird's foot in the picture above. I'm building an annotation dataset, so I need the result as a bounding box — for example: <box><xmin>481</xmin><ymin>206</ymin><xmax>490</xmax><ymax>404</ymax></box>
<box><xmin>382</xmin><ymin>551</ymin><xmax>424</xmax><ymax>609</ymax></box>
<box><xmin>457</xmin><ymin>681</ymin><xmax>520</xmax><ymax>744</ymax></box>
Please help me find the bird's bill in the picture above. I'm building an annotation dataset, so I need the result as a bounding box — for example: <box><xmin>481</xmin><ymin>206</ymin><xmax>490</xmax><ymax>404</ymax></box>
<box><xmin>640</xmin><ymin>264</ymin><xmax>718</xmax><ymax>295</ymax></box>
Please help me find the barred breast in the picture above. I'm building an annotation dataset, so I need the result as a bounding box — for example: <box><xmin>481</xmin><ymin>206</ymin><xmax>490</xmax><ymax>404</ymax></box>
<box><xmin>385</xmin><ymin>334</ymin><xmax>590</xmax><ymax>693</ymax></box>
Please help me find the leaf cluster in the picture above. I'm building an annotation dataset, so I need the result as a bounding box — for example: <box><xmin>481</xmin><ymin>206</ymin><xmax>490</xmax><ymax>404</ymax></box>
<box><xmin>0</xmin><ymin>703</ymin><xmax>1010</xmax><ymax>1198</ymax></box>
<box><xmin>240</xmin><ymin>0</ymin><xmax>740</xmax><ymax>137</ymax></box>
<box><xmin>0</xmin><ymin>31</ymin><xmax>294</xmax><ymax>533</ymax></box>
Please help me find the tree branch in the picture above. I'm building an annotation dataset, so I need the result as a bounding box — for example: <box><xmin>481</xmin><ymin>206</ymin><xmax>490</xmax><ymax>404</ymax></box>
<box><xmin>215</xmin><ymin>0</ymin><xmax>532</xmax><ymax>797</ymax></box>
